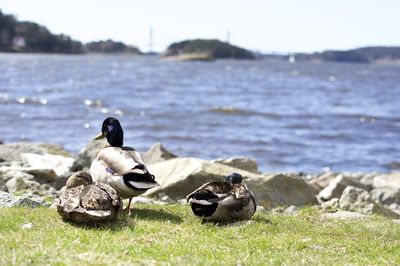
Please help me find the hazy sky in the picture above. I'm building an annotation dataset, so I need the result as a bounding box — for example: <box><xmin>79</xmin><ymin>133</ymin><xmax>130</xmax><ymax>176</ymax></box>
<box><xmin>0</xmin><ymin>0</ymin><xmax>399</xmax><ymax>53</ymax></box>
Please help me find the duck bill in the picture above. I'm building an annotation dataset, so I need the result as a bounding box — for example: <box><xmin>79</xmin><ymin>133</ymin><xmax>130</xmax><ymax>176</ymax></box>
<box><xmin>94</xmin><ymin>133</ymin><xmax>105</xmax><ymax>140</ymax></box>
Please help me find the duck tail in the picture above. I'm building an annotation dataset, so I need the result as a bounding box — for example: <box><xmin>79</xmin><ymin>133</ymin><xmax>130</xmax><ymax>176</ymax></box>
<box><xmin>123</xmin><ymin>172</ymin><xmax>159</xmax><ymax>190</ymax></box>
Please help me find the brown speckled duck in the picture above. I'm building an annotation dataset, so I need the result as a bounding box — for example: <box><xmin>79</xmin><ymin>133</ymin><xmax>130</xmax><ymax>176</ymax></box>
<box><xmin>57</xmin><ymin>171</ymin><xmax>122</xmax><ymax>223</ymax></box>
<box><xmin>90</xmin><ymin>117</ymin><xmax>159</xmax><ymax>215</ymax></box>
<box><xmin>186</xmin><ymin>173</ymin><xmax>256</xmax><ymax>221</ymax></box>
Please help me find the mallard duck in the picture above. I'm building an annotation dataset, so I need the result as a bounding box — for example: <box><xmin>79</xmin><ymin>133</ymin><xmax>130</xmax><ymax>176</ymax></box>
<box><xmin>57</xmin><ymin>171</ymin><xmax>122</xmax><ymax>223</ymax></box>
<box><xmin>186</xmin><ymin>173</ymin><xmax>256</xmax><ymax>221</ymax></box>
<box><xmin>90</xmin><ymin>117</ymin><xmax>159</xmax><ymax>215</ymax></box>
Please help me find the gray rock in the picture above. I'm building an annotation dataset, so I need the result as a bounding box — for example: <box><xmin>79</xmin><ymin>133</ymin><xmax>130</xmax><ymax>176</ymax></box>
<box><xmin>1</xmin><ymin>170</ymin><xmax>34</xmax><ymax>182</ymax></box>
<box><xmin>253</xmin><ymin>173</ymin><xmax>318</xmax><ymax>210</ymax></box>
<box><xmin>321</xmin><ymin>198</ymin><xmax>340</xmax><ymax>210</ymax></box>
<box><xmin>306</xmin><ymin>171</ymin><xmax>337</xmax><ymax>194</ymax></box>
<box><xmin>142</xmin><ymin>142</ymin><xmax>177</xmax><ymax>165</ymax></box>
<box><xmin>0</xmin><ymin>178</ymin><xmax>5</xmax><ymax>191</ymax></box>
<box><xmin>321</xmin><ymin>211</ymin><xmax>367</xmax><ymax>220</ymax></box>
<box><xmin>284</xmin><ymin>205</ymin><xmax>299</xmax><ymax>215</ymax></box>
<box><xmin>5</xmin><ymin>176</ymin><xmax>29</xmax><ymax>193</ymax></box>
<box><xmin>212</xmin><ymin>156</ymin><xmax>259</xmax><ymax>173</ymax></box>
<box><xmin>370</xmin><ymin>187</ymin><xmax>400</xmax><ymax>205</ymax></box>
<box><xmin>0</xmin><ymin>166</ymin><xmax>57</xmax><ymax>182</ymax></box>
<box><xmin>0</xmin><ymin>191</ymin><xmax>41</xmax><ymax>207</ymax></box>
<box><xmin>256</xmin><ymin>205</ymin><xmax>267</xmax><ymax>213</ymax></box>
<box><xmin>21</xmin><ymin>153</ymin><xmax>74</xmax><ymax>176</ymax></box>
<box><xmin>0</xmin><ymin>142</ymin><xmax>72</xmax><ymax>163</ymax></box>
<box><xmin>373</xmin><ymin>173</ymin><xmax>400</xmax><ymax>189</ymax></box>
<box><xmin>359</xmin><ymin>172</ymin><xmax>379</xmax><ymax>187</ymax></box>
<box><xmin>145</xmin><ymin>157</ymin><xmax>317</xmax><ymax>210</ymax></box>
<box><xmin>131</xmin><ymin>196</ymin><xmax>168</xmax><ymax>205</ymax></box>
<box><xmin>318</xmin><ymin>175</ymin><xmax>370</xmax><ymax>201</ymax></box>
<box><xmin>70</xmin><ymin>138</ymin><xmax>107</xmax><ymax>171</ymax></box>
<box><xmin>339</xmin><ymin>186</ymin><xmax>400</xmax><ymax>219</ymax></box>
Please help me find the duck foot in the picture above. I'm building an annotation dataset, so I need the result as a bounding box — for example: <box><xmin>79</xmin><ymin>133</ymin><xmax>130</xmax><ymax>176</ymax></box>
<box><xmin>124</xmin><ymin>197</ymin><xmax>133</xmax><ymax>216</ymax></box>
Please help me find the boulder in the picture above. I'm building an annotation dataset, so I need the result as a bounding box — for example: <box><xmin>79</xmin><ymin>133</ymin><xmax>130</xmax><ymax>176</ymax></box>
<box><xmin>0</xmin><ymin>142</ymin><xmax>72</xmax><ymax>162</ymax></box>
<box><xmin>372</xmin><ymin>173</ymin><xmax>400</xmax><ymax>189</ymax></box>
<box><xmin>339</xmin><ymin>186</ymin><xmax>400</xmax><ymax>219</ymax></box>
<box><xmin>0</xmin><ymin>191</ymin><xmax>41</xmax><ymax>208</ymax></box>
<box><xmin>0</xmin><ymin>166</ymin><xmax>57</xmax><ymax>182</ymax></box>
<box><xmin>212</xmin><ymin>156</ymin><xmax>258</xmax><ymax>173</ymax></box>
<box><xmin>21</xmin><ymin>153</ymin><xmax>74</xmax><ymax>176</ymax></box>
<box><xmin>370</xmin><ymin>188</ymin><xmax>400</xmax><ymax>205</ymax></box>
<box><xmin>5</xmin><ymin>176</ymin><xmax>29</xmax><ymax>193</ymax></box>
<box><xmin>318</xmin><ymin>175</ymin><xmax>370</xmax><ymax>201</ymax></box>
<box><xmin>70</xmin><ymin>138</ymin><xmax>107</xmax><ymax>171</ymax></box>
<box><xmin>359</xmin><ymin>172</ymin><xmax>380</xmax><ymax>187</ymax></box>
<box><xmin>142</xmin><ymin>142</ymin><xmax>177</xmax><ymax>165</ymax></box>
<box><xmin>250</xmin><ymin>173</ymin><xmax>318</xmax><ymax>210</ymax></box>
<box><xmin>145</xmin><ymin>157</ymin><xmax>317</xmax><ymax>210</ymax></box>
<box><xmin>306</xmin><ymin>171</ymin><xmax>337</xmax><ymax>194</ymax></box>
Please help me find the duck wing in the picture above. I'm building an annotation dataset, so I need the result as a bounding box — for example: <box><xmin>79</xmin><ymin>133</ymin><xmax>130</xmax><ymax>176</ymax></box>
<box><xmin>58</xmin><ymin>186</ymin><xmax>86</xmax><ymax>213</ymax></box>
<box><xmin>186</xmin><ymin>181</ymin><xmax>233</xmax><ymax>204</ymax></box>
<box><xmin>97</xmin><ymin>146</ymin><xmax>147</xmax><ymax>175</ymax></box>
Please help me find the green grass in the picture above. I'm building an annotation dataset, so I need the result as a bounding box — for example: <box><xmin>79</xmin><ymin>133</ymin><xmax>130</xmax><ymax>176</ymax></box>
<box><xmin>0</xmin><ymin>204</ymin><xmax>400</xmax><ymax>265</ymax></box>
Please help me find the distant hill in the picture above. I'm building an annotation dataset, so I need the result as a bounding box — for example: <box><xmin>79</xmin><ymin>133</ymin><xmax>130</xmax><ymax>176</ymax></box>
<box><xmin>84</xmin><ymin>40</ymin><xmax>141</xmax><ymax>54</ymax></box>
<box><xmin>0</xmin><ymin>9</ymin><xmax>141</xmax><ymax>54</ymax></box>
<box><xmin>163</xmin><ymin>39</ymin><xmax>255</xmax><ymax>60</ymax></box>
<box><xmin>0</xmin><ymin>9</ymin><xmax>82</xmax><ymax>53</ymax></box>
<box><xmin>294</xmin><ymin>47</ymin><xmax>400</xmax><ymax>64</ymax></box>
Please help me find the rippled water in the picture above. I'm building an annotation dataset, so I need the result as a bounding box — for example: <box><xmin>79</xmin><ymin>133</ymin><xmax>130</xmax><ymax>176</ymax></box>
<box><xmin>0</xmin><ymin>53</ymin><xmax>399</xmax><ymax>173</ymax></box>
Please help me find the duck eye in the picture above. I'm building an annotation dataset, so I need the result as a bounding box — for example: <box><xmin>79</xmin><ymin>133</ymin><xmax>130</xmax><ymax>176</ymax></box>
<box><xmin>107</xmin><ymin>125</ymin><xmax>114</xmax><ymax>131</ymax></box>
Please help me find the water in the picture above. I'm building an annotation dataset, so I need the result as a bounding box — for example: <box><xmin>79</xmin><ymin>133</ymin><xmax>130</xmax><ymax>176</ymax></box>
<box><xmin>0</xmin><ymin>53</ymin><xmax>399</xmax><ymax>173</ymax></box>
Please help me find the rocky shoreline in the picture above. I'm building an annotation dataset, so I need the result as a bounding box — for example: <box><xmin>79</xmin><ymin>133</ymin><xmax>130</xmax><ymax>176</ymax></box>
<box><xmin>1</xmin><ymin>140</ymin><xmax>399</xmax><ymax>220</ymax></box>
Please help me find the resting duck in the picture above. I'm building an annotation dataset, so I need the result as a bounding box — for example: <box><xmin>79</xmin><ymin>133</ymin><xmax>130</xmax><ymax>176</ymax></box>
<box><xmin>90</xmin><ymin>117</ymin><xmax>159</xmax><ymax>215</ymax></box>
<box><xmin>57</xmin><ymin>171</ymin><xmax>122</xmax><ymax>223</ymax></box>
<box><xmin>186</xmin><ymin>173</ymin><xmax>256</xmax><ymax>221</ymax></box>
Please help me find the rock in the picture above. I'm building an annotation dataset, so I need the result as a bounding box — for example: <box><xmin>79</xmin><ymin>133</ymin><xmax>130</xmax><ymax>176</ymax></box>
<box><xmin>318</xmin><ymin>175</ymin><xmax>370</xmax><ymax>201</ymax></box>
<box><xmin>387</xmin><ymin>203</ymin><xmax>400</xmax><ymax>215</ymax></box>
<box><xmin>283</xmin><ymin>205</ymin><xmax>299</xmax><ymax>215</ymax></box>
<box><xmin>70</xmin><ymin>138</ymin><xmax>107</xmax><ymax>171</ymax></box>
<box><xmin>306</xmin><ymin>171</ymin><xmax>337</xmax><ymax>194</ymax></box>
<box><xmin>5</xmin><ymin>176</ymin><xmax>29</xmax><ymax>193</ymax></box>
<box><xmin>339</xmin><ymin>186</ymin><xmax>400</xmax><ymax>219</ymax></box>
<box><xmin>370</xmin><ymin>188</ymin><xmax>400</xmax><ymax>205</ymax></box>
<box><xmin>142</xmin><ymin>142</ymin><xmax>177</xmax><ymax>165</ymax></box>
<box><xmin>1</xmin><ymin>170</ymin><xmax>34</xmax><ymax>182</ymax></box>
<box><xmin>0</xmin><ymin>142</ymin><xmax>71</xmax><ymax>162</ymax></box>
<box><xmin>0</xmin><ymin>191</ymin><xmax>41</xmax><ymax>207</ymax></box>
<box><xmin>145</xmin><ymin>157</ymin><xmax>317</xmax><ymax>210</ymax></box>
<box><xmin>21</xmin><ymin>153</ymin><xmax>74</xmax><ymax>176</ymax></box>
<box><xmin>359</xmin><ymin>172</ymin><xmax>379</xmax><ymax>187</ymax></box>
<box><xmin>321</xmin><ymin>211</ymin><xmax>367</xmax><ymax>220</ymax></box>
<box><xmin>0</xmin><ymin>178</ymin><xmax>5</xmax><ymax>191</ymax></box>
<box><xmin>373</xmin><ymin>173</ymin><xmax>400</xmax><ymax>189</ymax></box>
<box><xmin>131</xmin><ymin>196</ymin><xmax>168</xmax><ymax>205</ymax></box>
<box><xmin>21</xmin><ymin>222</ymin><xmax>34</xmax><ymax>230</ymax></box>
<box><xmin>0</xmin><ymin>166</ymin><xmax>57</xmax><ymax>182</ymax></box>
<box><xmin>321</xmin><ymin>198</ymin><xmax>340</xmax><ymax>211</ymax></box>
<box><xmin>256</xmin><ymin>205</ymin><xmax>267</xmax><ymax>213</ymax></box>
<box><xmin>253</xmin><ymin>173</ymin><xmax>318</xmax><ymax>210</ymax></box>
<box><xmin>212</xmin><ymin>156</ymin><xmax>259</xmax><ymax>173</ymax></box>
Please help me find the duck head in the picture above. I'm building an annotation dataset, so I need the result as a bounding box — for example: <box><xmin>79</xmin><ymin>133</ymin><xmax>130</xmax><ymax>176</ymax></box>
<box><xmin>95</xmin><ymin>117</ymin><xmax>124</xmax><ymax>147</ymax></box>
<box><xmin>66</xmin><ymin>171</ymin><xmax>93</xmax><ymax>188</ymax></box>
<box><xmin>225</xmin><ymin>172</ymin><xmax>243</xmax><ymax>184</ymax></box>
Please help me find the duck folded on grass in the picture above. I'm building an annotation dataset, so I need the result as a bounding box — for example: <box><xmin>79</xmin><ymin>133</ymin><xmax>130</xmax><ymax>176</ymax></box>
<box><xmin>90</xmin><ymin>117</ymin><xmax>159</xmax><ymax>216</ymax></box>
<box><xmin>186</xmin><ymin>173</ymin><xmax>256</xmax><ymax>222</ymax></box>
<box><xmin>57</xmin><ymin>171</ymin><xmax>122</xmax><ymax>224</ymax></box>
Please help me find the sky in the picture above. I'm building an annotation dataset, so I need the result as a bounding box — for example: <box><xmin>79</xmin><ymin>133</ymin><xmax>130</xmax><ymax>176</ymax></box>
<box><xmin>0</xmin><ymin>0</ymin><xmax>399</xmax><ymax>53</ymax></box>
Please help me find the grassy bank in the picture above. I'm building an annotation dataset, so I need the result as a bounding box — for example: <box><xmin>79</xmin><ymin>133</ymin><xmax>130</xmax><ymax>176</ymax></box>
<box><xmin>0</xmin><ymin>204</ymin><xmax>399</xmax><ymax>265</ymax></box>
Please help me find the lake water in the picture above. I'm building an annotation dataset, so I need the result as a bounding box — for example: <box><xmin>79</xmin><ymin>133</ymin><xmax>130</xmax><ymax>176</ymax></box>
<box><xmin>0</xmin><ymin>53</ymin><xmax>399</xmax><ymax>173</ymax></box>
